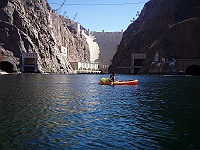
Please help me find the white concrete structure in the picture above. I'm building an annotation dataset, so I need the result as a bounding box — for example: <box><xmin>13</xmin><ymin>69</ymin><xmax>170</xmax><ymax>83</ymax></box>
<box><xmin>21</xmin><ymin>53</ymin><xmax>38</xmax><ymax>73</ymax></box>
<box><xmin>92</xmin><ymin>30</ymin><xmax>123</xmax><ymax>73</ymax></box>
<box><xmin>82</xmin><ymin>30</ymin><xmax>100</xmax><ymax>62</ymax></box>
<box><xmin>131</xmin><ymin>53</ymin><xmax>146</xmax><ymax>74</ymax></box>
<box><xmin>98</xmin><ymin>64</ymin><xmax>110</xmax><ymax>74</ymax></box>
<box><xmin>59</xmin><ymin>46</ymin><xmax>67</xmax><ymax>56</ymax></box>
<box><xmin>71</xmin><ymin>22</ymin><xmax>81</xmax><ymax>35</ymax></box>
<box><xmin>70</xmin><ymin>62</ymin><xmax>100</xmax><ymax>74</ymax></box>
<box><xmin>68</xmin><ymin>23</ymin><xmax>123</xmax><ymax>73</ymax></box>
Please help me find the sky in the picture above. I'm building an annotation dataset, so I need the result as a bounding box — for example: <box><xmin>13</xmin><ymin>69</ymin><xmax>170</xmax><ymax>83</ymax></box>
<box><xmin>47</xmin><ymin>0</ymin><xmax>149</xmax><ymax>32</ymax></box>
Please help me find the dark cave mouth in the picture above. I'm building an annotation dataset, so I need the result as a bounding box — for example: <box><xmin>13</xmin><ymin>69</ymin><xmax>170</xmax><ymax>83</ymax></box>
<box><xmin>186</xmin><ymin>65</ymin><xmax>200</xmax><ymax>76</ymax></box>
<box><xmin>0</xmin><ymin>61</ymin><xmax>15</xmax><ymax>73</ymax></box>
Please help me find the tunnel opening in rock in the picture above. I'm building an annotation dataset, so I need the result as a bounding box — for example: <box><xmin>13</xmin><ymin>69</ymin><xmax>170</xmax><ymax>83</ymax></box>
<box><xmin>186</xmin><ymin>65</ymin><xmax>200</xmax><ymax>76</ymax></box>
<box><xmin>0</xmin><ymin>61</ymin><xmax>15</xmax><ymax>73</ymax></box>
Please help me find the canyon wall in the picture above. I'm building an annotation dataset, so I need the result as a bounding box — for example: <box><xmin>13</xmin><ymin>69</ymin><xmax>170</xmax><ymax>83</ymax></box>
<box><xmin>109</xmin><ymin>0</ymin><xmax>200</xmax><ymax>75</ymax></box>
<box><xmin>0</xmin><ymin>0</ymin><xmax>90</xmax><ymax>73</ymax></box>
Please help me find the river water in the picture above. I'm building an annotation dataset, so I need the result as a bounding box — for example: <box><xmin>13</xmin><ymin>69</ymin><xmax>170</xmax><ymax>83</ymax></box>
<box><xmin>0</xmin><ymin>74</ymin><xmax>200</xmax><ymax>149</ymax></box>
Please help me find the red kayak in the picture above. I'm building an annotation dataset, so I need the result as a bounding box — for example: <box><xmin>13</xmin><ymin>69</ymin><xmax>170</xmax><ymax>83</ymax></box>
<box><xmin>98</xmin><ymin>78</ymin><xmax>138</xmax><ymax>85</ymax></box>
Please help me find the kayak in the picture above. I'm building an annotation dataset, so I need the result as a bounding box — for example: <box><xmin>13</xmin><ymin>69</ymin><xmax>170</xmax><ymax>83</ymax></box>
<box><xmin>98</xmin><ymin>78</ymin><xmax>138</xmax><ymax>85</ymax></box>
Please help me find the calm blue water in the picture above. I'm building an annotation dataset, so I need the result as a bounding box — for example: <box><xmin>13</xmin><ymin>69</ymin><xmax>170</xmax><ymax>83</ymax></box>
<box><xmin>0</xmin><ymin>74</ymin><xmax>200</xmax><ymax>149</ymax></box>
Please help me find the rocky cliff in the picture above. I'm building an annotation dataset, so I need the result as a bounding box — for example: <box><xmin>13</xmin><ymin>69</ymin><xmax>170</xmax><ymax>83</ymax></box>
<box><xmin>109</xmin><ymin>0</ymin><xmax>200</xmax><ymax>75</ymax></box>
<box><xmin>0</xmin><ymin>0</ymin><xmax>90</xmax><ymax>73</ymax></box>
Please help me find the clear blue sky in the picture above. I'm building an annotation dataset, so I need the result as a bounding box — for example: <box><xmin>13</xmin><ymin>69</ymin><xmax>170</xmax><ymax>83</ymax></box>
<box><xmin>47</xmin><ymin>0</ymin><xmax>149</xmax><ymax>32</ymax></box>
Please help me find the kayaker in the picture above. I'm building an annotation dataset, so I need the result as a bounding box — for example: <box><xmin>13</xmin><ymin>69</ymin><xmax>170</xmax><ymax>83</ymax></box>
<box><xmin>109</xmin><ymin>72</ymin><xmax>115</xmax><ymax>83</ymax></box>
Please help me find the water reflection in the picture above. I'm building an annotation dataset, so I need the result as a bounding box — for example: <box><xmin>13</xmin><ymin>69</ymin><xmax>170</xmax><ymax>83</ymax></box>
<box><xmin>0</xmin><ymin>74</ymin><xmax>200</xmax><ymax>149</ymax></box>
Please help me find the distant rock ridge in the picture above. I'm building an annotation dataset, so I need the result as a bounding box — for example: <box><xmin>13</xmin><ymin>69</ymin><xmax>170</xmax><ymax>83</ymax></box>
<box><xmin>0</xmin><ymin>0</ymin><xmax>90</xmax><ymax>73</ymax></box>
<box><xmin>109</xmin><ymin>0</ymin><xmax>200</xmax><ymax>75</ymax></box>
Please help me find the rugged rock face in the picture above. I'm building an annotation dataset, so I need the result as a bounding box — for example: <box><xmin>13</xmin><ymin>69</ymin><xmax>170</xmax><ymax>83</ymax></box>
<box><xmin>0</xmin><ymin>0</ymin><xmax>90</xmax><ymax>73</ymax></box>
<box><xmin>109</xmin><ymin>0</ymin><xmax>200</xmax><ymax>75</ymax></box>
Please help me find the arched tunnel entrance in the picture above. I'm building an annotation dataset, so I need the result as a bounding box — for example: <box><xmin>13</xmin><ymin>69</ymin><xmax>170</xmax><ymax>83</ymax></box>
<box><xmin>186</xmin><ymin>65</ymin><xmax>200</xmax><ymax>76</ymax></box>
<box><xmin>0</xmin><ymin>61</ymin><xmax>15</xmax><ymax>73</ymax></box>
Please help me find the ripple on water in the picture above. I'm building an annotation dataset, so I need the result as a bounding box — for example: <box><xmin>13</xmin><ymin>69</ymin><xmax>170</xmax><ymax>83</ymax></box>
<box><xmin>1</xmin><ymin>74</ymin><xmax>200</xmax><ymax>149</ymax></box>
